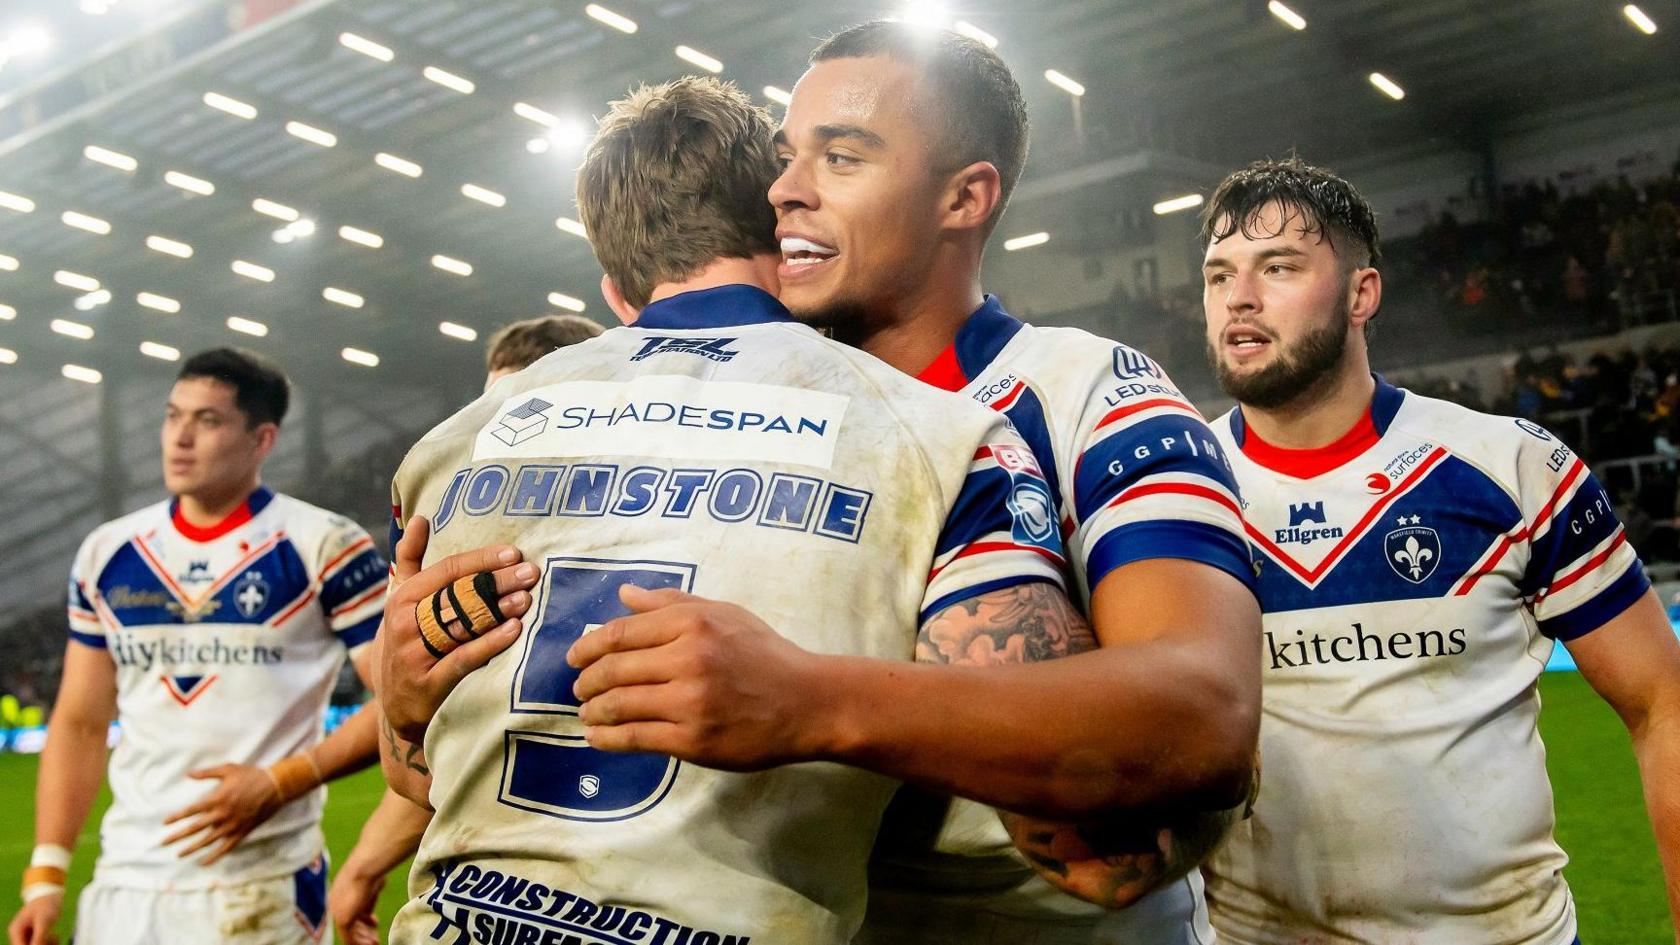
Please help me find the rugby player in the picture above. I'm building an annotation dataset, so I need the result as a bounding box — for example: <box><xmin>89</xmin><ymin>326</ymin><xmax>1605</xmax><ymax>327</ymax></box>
<box><xmin>1195</xmin><ymin>157</ymin><xmax>1680</xmax><ymax>943</ymax></box>
<box><xmin>8</xmin><ymin>349</ymin><xmax>386</xmax><ymax>945</ymax></box>
<box><xmin>569</xmin><ymin>21</ymin><xmax>1263</xmax><ymax>943</ymax></box>
<box><xmin>482</xmin><ymin>314</ymin><xmax>604</xmax><ymax>389</ymax></box>
<box><xmin>375</xmin><ymin>76</ymin><xmax>1082</xmax><ymax>944</ymax></box>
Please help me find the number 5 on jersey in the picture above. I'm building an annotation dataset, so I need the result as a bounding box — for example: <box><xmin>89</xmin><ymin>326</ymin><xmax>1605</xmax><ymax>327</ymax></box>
<box><xmin>500</xmin><ymin>557</ymin><xmax>695</xmax><ymax>821</ymax></box>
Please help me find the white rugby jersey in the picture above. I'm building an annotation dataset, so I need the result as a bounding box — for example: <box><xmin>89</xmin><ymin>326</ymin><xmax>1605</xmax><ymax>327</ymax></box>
<box><xmin>863</xmin><ymin>297</ymin><xmax>1256</xmax><ymax>943</ymax></box>
<box><xmin>386</xmin><ymin>285</ymin><xmax>1067</xmax><ymax>945</ymax></box>
<box><xmin>66</xmin><ymin>486</ymin><xmax>386</xmax><ymax>888</ymax></box>
<box><xmin>1204</xmin><ymin>378</ymin><xmax>1647</xmax><ymax>945</ymax></box>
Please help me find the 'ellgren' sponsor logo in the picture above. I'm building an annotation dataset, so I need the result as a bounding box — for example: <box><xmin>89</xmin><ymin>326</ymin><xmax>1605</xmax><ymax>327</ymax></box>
<box><xmin>1274</xmin><ymin>500</ymin><xmax>1343</xmax><ymax>545</ymax></box>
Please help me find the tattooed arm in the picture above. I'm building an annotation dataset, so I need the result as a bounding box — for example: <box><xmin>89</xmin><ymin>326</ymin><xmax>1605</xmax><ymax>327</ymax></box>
<box><xmin>379</xmin><ymin>709</ymin><xmax>433</xmax><ymax>810</ymax></box>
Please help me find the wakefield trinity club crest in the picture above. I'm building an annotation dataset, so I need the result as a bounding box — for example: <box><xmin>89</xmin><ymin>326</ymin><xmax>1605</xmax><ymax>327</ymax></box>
<box><xmin>1385</xmin><ymin>515</ymin><xmax>1441</xmax><ymax>584</ymax></box>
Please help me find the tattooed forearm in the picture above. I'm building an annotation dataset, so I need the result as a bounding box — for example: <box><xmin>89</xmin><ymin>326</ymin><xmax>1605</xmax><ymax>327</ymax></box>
<box><xmin>381</xmin><ymin>711</ymin><xmax>430</xmax><ymax>776</ymax></box>
<box><xmin>1000</xmin><ymin>803</ymin><xmax>1242</xmax><ymax>909</ymax></box>
<box><xmin>916</xmin><ymin>581</ymin><xmax>1096</xmax><ymax>666</ymax></box>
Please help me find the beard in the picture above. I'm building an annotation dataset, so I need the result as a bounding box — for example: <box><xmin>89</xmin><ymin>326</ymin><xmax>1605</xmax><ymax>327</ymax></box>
<box><xmin>786</xmin><ymin>296</ymin><xmax>888</xmax><ymax>349</ymax></box>
<box><xmin>1208</xmin><ymin>295</ymin><xmax>1350</xmax><ymax>410</ymax></box>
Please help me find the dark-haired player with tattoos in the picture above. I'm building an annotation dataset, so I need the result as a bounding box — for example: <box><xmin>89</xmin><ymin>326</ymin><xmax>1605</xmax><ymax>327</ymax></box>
<box><xmin>1197</xmin><ymin>158</ymin><xmax>1680</xmax><ymax>944</ymax></box>
<box><xmin>574</xmin><ymin>20</ymin><xmax>1264</xmax><ymax>944</ymax></box>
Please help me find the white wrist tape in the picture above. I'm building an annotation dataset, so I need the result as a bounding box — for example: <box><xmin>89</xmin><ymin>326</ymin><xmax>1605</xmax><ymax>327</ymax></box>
<box><xmin>29</xmin><ymin>845</ymin><xmax>71</xmax><ymax>871</ymax></box>
<box><xmin>21</xmin><ymin>882</ymin><xmax>64</xmax><ymax>903</ymax></box>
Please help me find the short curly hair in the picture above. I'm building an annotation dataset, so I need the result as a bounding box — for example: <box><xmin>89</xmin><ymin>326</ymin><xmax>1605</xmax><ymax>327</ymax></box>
<box><xmin>1200</xmin><ymin>156</ymin><xmax>1381</xmax><ymax>269</ymax></box>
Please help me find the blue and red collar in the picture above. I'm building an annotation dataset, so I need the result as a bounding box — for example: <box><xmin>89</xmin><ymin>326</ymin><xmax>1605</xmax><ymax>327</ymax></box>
<box><xmin>913</xmin><ymin>296</ymin><xmax>1025</xmax><ymax>392</ymax></box>
<box><xmin>170</xmin><ymin>485</ymin><xmax>274</xmax><ymax>542</ymax></box>
<box><xmin>632</xmin><ymin>284</ymin><xmax>795</xmax><ymax>330</ymax></box>
<box><xmin>1228</xmin><ymin>376</ymin><xmax>1405</xmax><ymax>478</ymax></box>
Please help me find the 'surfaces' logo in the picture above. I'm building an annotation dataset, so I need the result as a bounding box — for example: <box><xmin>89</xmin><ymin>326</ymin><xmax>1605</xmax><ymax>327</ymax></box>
<box><xmin>493</xmin><ymin>398</ymin><xmax>553</xmax><ymax>448</ymax></box>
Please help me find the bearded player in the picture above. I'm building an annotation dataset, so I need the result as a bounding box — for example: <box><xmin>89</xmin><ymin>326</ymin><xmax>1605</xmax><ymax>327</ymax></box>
<box><xmin>8</xmin><ymin>349</ymin><xmax>386</xmax><ymax>945</ymax></box>
<box><xmin>569</xmin><ymin>21</ymin><xmax>1262</xmax><ymax>944</ymax></box>
<box><xmin>1196</xmin><ymin>157</ymin><xmax>1680</xmax><ymax>943</ymax></box>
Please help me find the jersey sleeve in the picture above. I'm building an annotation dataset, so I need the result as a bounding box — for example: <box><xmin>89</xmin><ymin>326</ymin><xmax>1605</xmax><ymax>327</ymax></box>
<box><xmin>67</xmin><ymin>533</ymin><xmax>105</xmax><ymax>649</ymax></box>
<box><xmin>1513</xmin><ymin>421</ymin><xmax>1649</xmax><ymax>640</ymax></box>
<box><xmin>316</xmin><ymin>518</ymin><xmax>388</xmax><ymax>652</ymax></box>
<box><xmin>1070</xmin><ymin>345</ymin><xmax>1255</xmax><ymax>592</ymax></box>
<box><xmin>920</xmin><ymin>416</ymin><xmax>1068</xmax><ymax>624</ymax></box>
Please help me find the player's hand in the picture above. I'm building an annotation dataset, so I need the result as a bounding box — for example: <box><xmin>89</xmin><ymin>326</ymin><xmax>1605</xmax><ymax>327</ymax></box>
<box><xmin>379</xmin><ymin>516</ymin><xmax>540</xmax><ymax>743</ymax></box>
<box><xmin>568</xmin><ymin>586</ymin><xmax>834</xmax><ymax>770</ymax></box>
<box><xmin>161</xmin><ymin>763</ymin><xmax>284</xmax><ymax>865</ymax></box>
<box><xmin>7</xmin><ymin>893</ymin><xmax>62</xmax><ymax>945</ymax></box>
<box><xmin>328</xmin><ymin>858</ymin><xmax>386</xmax><ymax>945</ymax></box>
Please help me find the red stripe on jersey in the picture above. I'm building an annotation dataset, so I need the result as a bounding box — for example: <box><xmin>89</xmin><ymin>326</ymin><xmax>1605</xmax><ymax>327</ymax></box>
<box><xmin>1239</xmin><ymin>409</ymin><xmax>1380</xmax><ymax>479</ymax></box>
<box><xmin>1093</xmin><ymin>398</ymin><xmax>1201</xmax><ymax>434</ymax></box>
<box><xmin>928</xmin><ymin>541</ymin><xmax>1064</xmax><ymax>582</ymax></box>
<box><xmin>1526</xmin><ymin>459</ymin><xmax>1587</xmax><ymax>541</ymax></box>
<box><xmin>1457</xmin><ymin>458</ymin><xmax>1589</xmax><ymax>596</ymax></box>
<box><xmin>973</xmin><ymin>446</ymin><xmax>993</xmax><ymax>462</ymax></box>
<box><xmin>1105</xmin><ymin>481</ymin><xmax>1242</xmax><ymax>518</ymax></box>
<box><xmin>914</xmin><ymin>346</ymin><xmax>967</xmax><ymax>392</ymax></box>
<box><xmin>1453</xmin><ymin>526</ymin><xmax>1528</xmax><ymax>596</ymax></box>
<box><xmin>990</xmin><ymin>382</ymin><xmax>1025</xmax><ymax>412</ymax></box>
<box><xmin>272</xmin><ymin>590</ymin><xmax>318</xmax><ymax>627</ymax></box>
<box><xmin>172</xmin><ymin>496</ymin><xmax>257</xmax><ymax>543</ymax></box>
<box><xmin>330</xmin><ymin>582</ymin><xmax>385</xmax><ymax>617</ymax></box>
<box><xmin>1537</xmin><ymin>530</ymin><xmax>1627</xmax><ymax>603</ymax></box>
<box><xmin>318</xmin><ymin>535</ymin><xmax>375</xmax><ymax>581</ymax></box>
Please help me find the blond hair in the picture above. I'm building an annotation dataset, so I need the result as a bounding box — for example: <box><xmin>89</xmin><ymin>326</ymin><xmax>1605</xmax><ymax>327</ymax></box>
<box><xmin>576</xmin><ymin>76</ymin><xmax>780</xmax><ymax>308</ymax></box>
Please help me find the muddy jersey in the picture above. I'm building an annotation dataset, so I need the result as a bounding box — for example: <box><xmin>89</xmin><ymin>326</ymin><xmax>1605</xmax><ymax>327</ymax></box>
<box><xmin>862</xmin><ymin>297</ymin><xmax>1256</xmax><ymax>944</ymax></box>
<box><xmin>1204</xmin><ymin>379</ymin><xmax>1647</xmax><ymax>945</ymax></box>
<box><xmin>67</xmin><ymin>487</ymin><xmax>385</xmax><ymax>888</ymax></box>
<box><xmin>387</xmin><ymin>285</ymin><xmax>1066</xmax><ymax>945</ymax></box>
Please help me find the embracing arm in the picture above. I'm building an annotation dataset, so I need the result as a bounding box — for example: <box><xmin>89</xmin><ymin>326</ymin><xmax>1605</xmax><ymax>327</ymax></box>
<box><xmin>1568</xmin><ymin>589</ymin><xmax>1680</xmax><ymax>939</ymax></box>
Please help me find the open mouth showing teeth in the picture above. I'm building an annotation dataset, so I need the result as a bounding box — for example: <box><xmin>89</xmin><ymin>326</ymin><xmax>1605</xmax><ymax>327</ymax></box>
<box><xmin>1228</xmin><ymin>331</ymin><xmax>1270</xmax><ymax>349</ymax></box>
<box><xmin>781</xmin><ymin>236</ymin><xmax>838</xmax><ymax>268</ymax></box>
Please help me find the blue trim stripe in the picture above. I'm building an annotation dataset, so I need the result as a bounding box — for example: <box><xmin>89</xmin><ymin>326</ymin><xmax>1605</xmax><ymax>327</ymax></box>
<box><xmin>1369</xmin><ymin>375</ymin><xmax>1405</xmax><ymax>435</ymax></box>
<box><xmin>68</xmin><ymin>629</ymin><xmax>107</xmax><ymax>649</ymax></box>
<box><xmin>935</xmin><ymin>466</ymin><xmax>1019</xmax><ymax>558</ymax></box>
<box><xmin>1086</xmin><ymin>519</ymin><xmax>1257</xmax><ymax>594</ymax></box>
<box><xmin>1543</xmin><ymin>561</ymin><xmax>1649</xmax><ymax>641</ymax></box>
<box><xmin>335</xmin><ymin>613</ymin><xmax>382</xmax><ymax>649</ymax></box>
<box><xmin>1074</xmin><ymin>414</ymin><xmax>1240</xmax><ymax>521</ymax></box>
<box><xmin>952</xmin><ymin>297</ymin><xmax>1026</xmax><ymax>380</ymax></box>
<box><xmin>920</xmin><ymin>575</ymin><xmax>1055</xmax><ymax>626</ymax></box>
<box><xmin>1522</xmin><ymin>471</ymin><xmax>1620</xmax><ymax>597</ymax></box>
<box><xmin>319</xmin><ymin>547</ymin><xmax>387</xmax><ymax>611</ymax></box>
<box><xmin>631</xmin><ymin>284</ymin><xmax>794</xmax><ymax>330</ymax></box>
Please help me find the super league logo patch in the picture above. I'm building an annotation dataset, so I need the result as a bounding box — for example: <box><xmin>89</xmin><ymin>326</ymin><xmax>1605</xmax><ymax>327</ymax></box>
<box><xmin>1385</xmin><ymin>515</ymin><xmax>1440</xmax><ymax>584</ymax></box>
<box><xmin>1007</xmin><ymin>480</ymin><xmax>1056</xmax><ymax>546</ymax></box>
<box><xmin>493</xmin><ymin>397</ymin><xmax>553</xmax><ymax>448</ymax></box>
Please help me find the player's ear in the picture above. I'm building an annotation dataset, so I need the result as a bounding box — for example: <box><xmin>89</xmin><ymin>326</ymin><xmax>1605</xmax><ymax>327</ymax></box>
<box><xmin>602</xmin><ymin>275</ymin><xmax>639</xmax><ymax>326</ymax></box>
<box><xmin>1348</xmin><ymin>265</ymin><xmax>1382</xmax><ymax>329</ymax></box>
<box><xmin>252</xmin><ymin>421</ymin><xmax>280</xmax><ymax>459</ymax></box>
<box><xmin>940</xmin><ymin>160</ymin><xmax>1003</xmax><ymax>235</ymax></box>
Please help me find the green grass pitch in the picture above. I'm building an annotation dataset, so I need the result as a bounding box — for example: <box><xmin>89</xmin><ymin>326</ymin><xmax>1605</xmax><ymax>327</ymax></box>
<box><xmin>0</xmin><ymin>672</ymin><xmax>1671</xmax><ymax>941</ymax></box>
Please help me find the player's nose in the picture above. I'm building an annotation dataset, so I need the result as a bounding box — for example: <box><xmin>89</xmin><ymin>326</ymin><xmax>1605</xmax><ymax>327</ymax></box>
<box><xmin>1224</xmin><ymin>270</ymin><xmax>1262</xmax><ymax>314</ymax></box>
<box><xmin>768</xmin><ymin>159</ymin><xmax>815</xmax><ymax>212</ymax></box>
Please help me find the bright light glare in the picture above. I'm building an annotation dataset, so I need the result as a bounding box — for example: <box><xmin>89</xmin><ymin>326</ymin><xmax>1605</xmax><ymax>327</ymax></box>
<box><xmin>54</xmin><ymin>270</ymin><xmax>100</xmax><ymax>292</ymax></box>
<box><xmin>0</xmin><ymin>253</ymin><xmax>16</xmax><ymax>271</ymax></box>
<box><xmin>252</xmin><ymin>198</ymin><xmax>299</xmax><ymax>222</ymax></box>
<box><xmin>1624</xmin><ymin>4</ymin><xmax>1658</xmax><ymax>34</ymax></box>
<box><xmin>0</xmin><ymin>304</ymin><xmax>13</xmax><ymax>320</ymax></box>
<box><xmin>431</xmin><ymin>254</ymin><xmax>473</xmax><ymax>276</ymax></box>
<box><xmin>763</xmin><ymin>86</ymin><xmax>792</xmax><ymax>106</ymax></box>
<box><xmin>897</xmin><ymin>1</ymin><xmax>948</xmax><ymax>29</ymax></box>
<box><xmin>164</xmin><ymin>171</ymin><xmax>214</xmax><ymax>195</ymax></box>
<box><xmin>555</xmin><ymin>217</ymin><xmax>588</xmax><ymax>238</ymax></box>
<box><xmin>586</xmin><ymin>4</ymin><xmax>638</xmax><ymax>33</ymax></box>
<box><xmin>1003</xmin><ymin>231</ymin><xmax>1050</xmax><ymax>251</ymax></box>
<box><xmin>202</xmin><ymin>91</ymin><xmax>257</xmax><ymax>120</ymax></box>
<box><xmin>526</xmin><ymin>137</ymin><xmax>551</xmax><ymax>154</ymax></box>
<box><xmin>285</xmin><ymin>121</ymin><xmax>337</xmax><ymax>148</ymax></box>
<box><xmin>439</xmin><ymin>321</ymin><xmax>478</xmax><ymax>341</ymax></box>
<box><xmin>0</xmin><ymin>190</ymin><xmax>34</xmax><ymax>213</ymax></box>
<box><xmin>323</xmin><ymin>287</ymin><xmax>364</xmax><ymax>309</ymax></box>
<box><xmin>1152</xmin><ymin>193</ymin><xmax>1205</xmax><ymax>215</ymax></box>
<box><xmin>140</xmin><ymin>341</ymin><xmax>180</xmax><ymax>361</ymax></box>
<box><xmin>4</xmin><ymin>26</ymin><xmax>52</xmax><ymax>58</ymax></box>
<box><xmin>73</xmin><ymin>289</ymin><xmax>110</xmax><ymax>311</ymax></box>
<box><xmin>1267</xmin><ymin>1</ymin><xmax>1307</xmax><ymax>30</ymax></box>
<box><xmin>0</xmin><ymin>347</ymin><xmax>14</xmax><ymax>364</ymax></box>
<box><xmin>62</xmin><ymin>364</ymin><xmax>102</xmax><ymax>384</ymax></box>
<box><xmin>953</xmin><ymin>21</ymin><xmax>999</xmax><ymax>48</ymax></box>
<box><xmin>548</xmin><ymin>292</ymin><xmax>586</xmax><ymax>312</ymax></box>
<box><xmin>338</xmin><ymin>225</ymin><xmax>383</xmax><ymax>248</ymax></box>
<box><xmin>461</xmin><ymin>184</ymin><xmax>506</xmax><ymax>207</ymax></box>
<box><xmin>61</xmin><ymin>211</ymin><xmax>111</xmax><ymax>235</ymax></box>
<box><xmin>338</xmin><ymin>32</ymin><xmax>394</xmax><ymax>62</ymax></box>
<box><xmin>375</xmin><ymin>152</ymin><xmax>423</xmax><ymax>177</ymax></box>
<box><xmin>513</xmin><ymin>102</ymin><xmax>558</xmax><ymax>128</ymax></box>
<box><xmin>231</xmin><ymin>260</ymin><xmax>276</xmax><ymax>283</ymax></box>
<box><xmin>1045</xmin><ymin>69</ymin><xmax>1085</xmax><ymax>97</ymax></box>
<box><xmin>1368</xmin><ymin>72</ymin><xmax>1405</xmax><ymax>100</ymax></box>
<box><xmin>51</xmin><ymin>319</ymin><xmax>94</xmax><ymax>340</ymax></box>
<box><xmin>136</xmin><ymin>292</ymin><xmax>180</xmax><ymax>314</ymax></box>
<box><xmin>146</xmin><ymin>235</ymin><xmax>193</xmax><ymax>258</ymax></box>
<box><xmin>83</xmin><ymin>145</ymin><xmax>137</xmax><ymax>172</ymax></box>
<box><xmin>227</xmin><ymin>316</ymin><xmax>268</xmax><ymax>337</ymax></box>
<box><xmin>341</xmin><ymin>347</ymin><xmax>379</xmax><ymax>367</ymax></box>
<box><xmin>675</xmin><ymin>45</ymin><xmax>723</xmax><ymax>73</ymax></box>
<box><xmin>423</xmin><ymin>66</ymin><xmax>475</xmax><ymax>94</ymax></box>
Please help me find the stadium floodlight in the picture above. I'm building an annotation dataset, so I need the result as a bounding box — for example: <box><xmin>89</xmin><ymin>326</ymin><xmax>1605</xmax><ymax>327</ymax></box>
<box><xmin>203</xmin><ymin>91</ymin><xmax>257</xmax><ymax>120</ymax></box>
<box><xmin>252</xmin><ymin>198</ymin><xmax>299</xmax><ymax>222</ymax></box>
<box><xmin>1003</xmin><ymin>231</ymin><xmax>1050</xmax><ymax>252</ymax></box>
<box><xmin>526</xmin><ymin>137</ymin><xmax>551</xmax><ymax>154</ymax></box>
<box><xmin>286</xmin><ymin>218</ymin><xmax>316</xmax><ymax>237</ymax></box>
<box><xmin>62</xmin><ymin>211</ymin><xmax>111</xmax><ymax>235</ymax></box>
<box><xmin>1267</xmin><ymin>1</ymin><xmax>1307</xmax><ymax>30</ymax></box>
<box><xmin>232</xmin><ymin>260</ymin><xmax>276</xmax><ymax>283</ymax></box>
<box><xmin>675</xmin><ymin>45</ymin><xmax>723</xmax><ymax>73</ymax></box>
<box><xmin>375</xmin><ymin>152</ymin><xmax>423</xmax><ymax>177</ymax></box>
<box><xmin>51</xmin><ymin>318</ymin><xmax>94</xmax><ymax>340</ymax></box>
<box><xmin>0</xmin><ymin>347</ymin><xmax>14</xmax><ymax>364</ymax></box>
<box><xmin>423</xmin><ymin>66</ymin><xmax>475</xmax><ymax>94</ymax></box>
<box><xmin>1623</xmin><ymin>4</ymin><xmax>1658</xmax><ymax>34</ymax></box>
<box><xmin>338</xmin><ymin>225</ymin><xmax>382</xmax><ymax>248</ymax></box>
<box><xmin>0</xmin><ymin>253</ymin><xmax>16</xmax><ymax>271</ymax></box>
<box><xmin>763</xmin><ymin>86</ymin><xmax>792</xmax><ymax>106</ymax></box>
<box><xmin>3</xmin><ymin>26</ymin><xmax>51</xmax><ymax>59</ymax></box>
<box><xmin>164</xmin><ymin>170</ymin><xmax>214</xmax><ymax>195</ymax></box>
<box><xmin>461</xmin><ymin>184</ymin><xmax>506</xmax><ymax>207</ymax></box>
<box><xmin>73</xmin><ymin>289</ymin><xmax>111</xmax><ymax>311</ymax></box>
<box><xmin>140</xmin><ymin>341</ymin><xmax>180</xmax><ymax>361</ymax></box>
<box><xmin>323</xmin><ymin>287</ymin><xmax>364</xmax><ymax>309</ymax></box>
<box><xmin>62</xmin><ymin>364</ymin><xmax>102</xmax><ymax>384</ymax></box>
<box><xmin>549</xmin><ymin>120</ymin><xmax>591</xmax><ymax>153</ymax></box>
<box><xmin>0</xmin><ymin>190</ymin><xmax>34</xmax><ymax>213</ymax></box>
<box><xmin>137</xmin><ymin>292</ymin><xmax>181</xmax><ymax>314</ymax></box>
<box><xmin>0</xmin><ymin>304</ymin><xmax>15</xmax><ymax>320</ymax></box>
<box><xmin>586</xmin><ymin>4</ymin><xmax>638</xmax><ymax>33</ymax></box>
<box><xmin>1153</xmin><ymin>193</ymin><xmax>1205</xmax><ymax>215</ymax></box>
<box><xmin>227</xmin><ymin>316</ymin><xmax>268</xmax><ymax>337</ymax></box>
<box><xmin>338</xmin><ymin>32</ymin><xmax>394</xmax><ymax>62</ymax></box>
<box><xmin>1045</xmin><ymin>69</ymin><xmax>1085</xmax><ymax>97</ymax></box>
<box><xmin>285</xmin><ymin>121</ymin><xmax>337</xmax><ymax>148</ymax></box>
<box><xmin>439</xmin><ymin>321</ymin><xmax>478</xmax><ymax>341</ymax></box>
<box><xmin>1368</xmin><ymin>72</ymin><xmax>1405</xmax><ymax>100</ymax></box>
<box><xmin>548</xmin><ymin>291</ymin><xmax>586</xmax><ymax>312</ymax></box>
<box><xmin>431</xmin><ymin>254</ymin><xmax>473</xmax><ymax>276</ymax></box>
<box><xmin>145</xmin><ymin>235</ymin><xmax>193</xmax><ymax>258</ymax></box>
<box><xmin>896</xmin><ymin>1</ymin><xmax>949</xmax><ymax>30</ymax></box>
<box><xmin>513</xmin><ymin>102</ymin><xmax>559</xmax><ymax>128</ymax></box>
<box><xmin>54</xmin><ymin>270</ymin><xmax>100</xmax><ymax>292</ymax></box>
<box><xmin>83</xmin><ymin>145</ymin><xmax>137</xmax><ymax>172</ymax></box>
<box><xmin>341</xmin><ymin>347</ymin><xmax>379</xmax><ymax>367</ymax></box>
<box><xmin>953</xmin><ymin>21</ymin><xmax>999</xmax><ymax>48</ymax></box>
<box><xmin>555</xmin><ymin>217</ymin><xmax>588</xmax><ymax>238</ymax></box>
